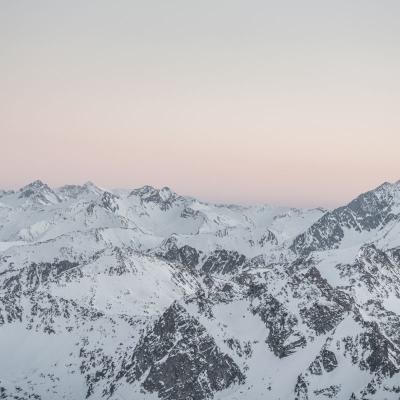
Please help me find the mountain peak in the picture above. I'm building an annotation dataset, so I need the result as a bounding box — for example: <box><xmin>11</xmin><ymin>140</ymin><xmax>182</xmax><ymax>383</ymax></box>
<box><xmin>129</xmin><ymin>185</ymin><xmax>180</xmax><ymax>210</ymax></box>
<box><xmin>18</xmin><ymin>180</ymin><xmax>61</xmax><ymax>205</ymax></box>
<box><xmin>82</xmin><ymin>181</ymin><xmax>103</xmax><ymax>194</ymax></box>
<box><xmin>83</xmin><ymin>181</ymin><xmax>96</xmax><ymax>189</ymax></box>
<box><xmin>130</xmin><ymin>185</ymin><xmax>156</xmax><ymax>196</ymax></box>
<box><xmin>291</xmin><ymin>180</ymin><xmax>400</xmax><ymax>255</ymax></box>
<box><xmin>371</xmin><ymin>180</ymin><xmax>400</xmax><ymax>203</ymax></box>
<box><xmin>20</xmin><ymin>179</ymin><xmax>47</xmax><ymax>191</ymax></box>
<box><xmin>57</xmin><ymin>182</ymin><xmax>104</xmax><ymax>200</ymax></box>
<box><xmin>376</xmin><ymin>181</ymin><xmax>392</xmax><ymax>190</ymax></box>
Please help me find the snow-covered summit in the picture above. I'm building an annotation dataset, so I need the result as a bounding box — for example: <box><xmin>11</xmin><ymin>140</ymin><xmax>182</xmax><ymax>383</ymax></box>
<box><xmin>18</xmin><ymin>179</ymin><xmax>62</xmax><ymax>205</ymax></box>
<box><xmin>292</xmin><ymin>180</ymin><xmax>400</xmax><ymax>255</ymax></box>
<box><xmin>129</xmin><ymin>185</ymin><xmax>182</xmax><ymax>210</ymax></box>
<box><xmin>57</xmin><ymin>181</ymin><xmax>104</xmax><ymax>200</ymax></box>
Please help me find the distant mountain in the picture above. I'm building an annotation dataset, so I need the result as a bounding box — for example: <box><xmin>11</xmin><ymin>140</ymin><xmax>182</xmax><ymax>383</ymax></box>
<box><xmin>18</xmin><ymin>179</ymin><xmax>62</xmax><ymax>205</ymax></box>
<box><xmin>1</xmin><ymin>180</ymin><xmax>400</xmax><ymax>399</ymax></box>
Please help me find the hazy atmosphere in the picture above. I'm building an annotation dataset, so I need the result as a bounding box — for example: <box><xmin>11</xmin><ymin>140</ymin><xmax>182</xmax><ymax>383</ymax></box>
<box><xmin>1</xmin><ymin>0</ymin><xmax>399</xmax><ymax>207</ymax></box>
<box><xmin>3</xmin><ymin>3</ymin><xmax>400</xmax><ymax>399</ymax></box>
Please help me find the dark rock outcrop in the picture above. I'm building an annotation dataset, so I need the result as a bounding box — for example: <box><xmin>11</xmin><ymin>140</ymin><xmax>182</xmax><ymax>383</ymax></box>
<box><xmin>118</xmin><ymin>302</ymin><xmax>245</xmax><ymax>400</ymax></box>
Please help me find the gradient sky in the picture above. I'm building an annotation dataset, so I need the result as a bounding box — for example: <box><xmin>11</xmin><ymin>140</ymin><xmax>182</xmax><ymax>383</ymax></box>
<box><xmin>1</xmin><ymin>1</ymin><xmax>400</xmax><ymax>207</ymax></box>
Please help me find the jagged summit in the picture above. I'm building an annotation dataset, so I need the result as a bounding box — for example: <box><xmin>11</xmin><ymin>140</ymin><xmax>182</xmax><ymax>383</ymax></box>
<box><xmin>18</xmin><ymin>179</ymin><xmax>61</xmax><ymax>205</ymax></box>
<box><xmin>129</xmin><ymin>184</ymin><xmax>181</xmax><ymax>210</ymax></box>
<box><xmin>82</xmin><ymin>181</ymin><xmax>103</xmax><ymax>193</ymax></box>
<box><xmin>19</xmin><ymin>179</ymin><xmax>47</xmax><ymax>191</ymax></box>
<box><xmin>129</xmin><ymin>184</ymin><xmax>157</xmax><ymax>196</ymax></box>
<box><xmin>130</xmin><ymin>184</ymin><xmax>175</xmax><ymax>197</ymax></box>
<box><xmin>291</xmin><ymin>179</ymin><xmax>400</xmax><ymax>256</ymax></box>
<box><xmin>372</xmin><ymin>179</ymin><xmax>400</xmax><ymax>197</ymax></box>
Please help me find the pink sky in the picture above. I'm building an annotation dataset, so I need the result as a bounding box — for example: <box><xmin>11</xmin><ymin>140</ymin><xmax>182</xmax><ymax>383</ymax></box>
<box><xmin>1</xmin><ymin>1</ymin><xmax>399</xmax><ymax>208</ymax></box>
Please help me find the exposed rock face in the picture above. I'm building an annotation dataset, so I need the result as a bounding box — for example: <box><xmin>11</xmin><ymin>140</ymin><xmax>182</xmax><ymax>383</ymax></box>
<box><xmin>258</xmin><ymin>229</ymin><xmax>278</xmax><ymax>246</ymax></box>
<box><xmin>129</xmin><ymin>185</ymin><xmax>180</xmax><ymax>210</ymax></box>
<box><xmin>156</xmin><ymin>237</ymin><xmax>201</xmax><ymax>270</ymax></box>
<box><xmin>251</xmin><ymin>294</ymin><xmax>307</xmax><ymax>357</ymax></box>
<box><xmin>309</xmin><ymin>349</ymin><xmax>338</xmax><ymax>375</ymax></box>
<box><xmin>201</xmin><ymin>250</ymin><xmax>246</xmax><ymax>275</ymax></box>
<box><xmin>118</xmin><ymin>302</ymin><xmax>245</xmax><ymax>400</ymax></box>
<box><xmin>99</xmin><ymin>191</ymin><xmax>119</xmax><ymax>213</ymax></box>
<box><xmin>294</xmin><ymin>375</ymin><xmax>309</xmax><ymax>400</ymax></box>
<box><xmin>350</xmin><ymin>318</ymin><xmax>400</xmax><ymax>377</ymax></box>
<box><xmin>291</xmin><ymin>182</ymin><xmax>400</xmax><ymax>255</ymax></box>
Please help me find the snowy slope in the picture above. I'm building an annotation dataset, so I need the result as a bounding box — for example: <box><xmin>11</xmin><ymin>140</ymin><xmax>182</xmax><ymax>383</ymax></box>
<box><xmin>1</xmin><ymin>180</ymin><xmax>400</xmax><ymax>399</ymax></box>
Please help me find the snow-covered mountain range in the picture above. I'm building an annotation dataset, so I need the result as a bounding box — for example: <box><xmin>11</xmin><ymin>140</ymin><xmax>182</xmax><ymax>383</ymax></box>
<box><xmin>2</xmin><ymin>179</ymin><xmax>400</xmax><ymax>399</ymax></box>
